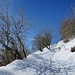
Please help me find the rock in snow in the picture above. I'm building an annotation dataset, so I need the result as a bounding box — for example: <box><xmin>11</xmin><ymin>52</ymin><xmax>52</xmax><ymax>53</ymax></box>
<box><xmin>0</xmin><ymin>38</ymin><xmax>75</xmax><ymax>75</ymax></box>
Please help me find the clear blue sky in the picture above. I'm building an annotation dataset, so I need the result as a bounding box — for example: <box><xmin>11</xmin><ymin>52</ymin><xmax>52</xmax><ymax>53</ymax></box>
<box><xmin>12</xmin><ymin>0</ymin><xmax>75</xmax><ymax>47</ymax></box>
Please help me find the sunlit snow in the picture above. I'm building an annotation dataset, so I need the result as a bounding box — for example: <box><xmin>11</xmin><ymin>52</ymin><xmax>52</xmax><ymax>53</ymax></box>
<box><xmin>0</xmin><ymin>38</ymin><xmax>75</xmax><ymax>75</ymax></box>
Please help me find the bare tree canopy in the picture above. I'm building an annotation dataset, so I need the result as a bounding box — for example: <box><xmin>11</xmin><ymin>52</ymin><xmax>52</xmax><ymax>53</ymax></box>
<box><xmin>32</xmin><ymin>26</ymin><xmax>52</xmax><ymax>52</ymax></box>
<box><xmin>0</xmin><ymin>0</ymin><xmax>33</xmax><ymax>66</ymax></box>
<box><xmin>60</xmin><ymin>5</ymin><xmax>75</xmax><ymax>41</ymax></box>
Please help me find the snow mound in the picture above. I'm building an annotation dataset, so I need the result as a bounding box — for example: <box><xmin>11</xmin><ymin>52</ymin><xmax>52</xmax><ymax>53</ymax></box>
<box><xmin>0</xmin><ymin>38</ymin><xmax>75</xmax><ymax>75</ymax></box>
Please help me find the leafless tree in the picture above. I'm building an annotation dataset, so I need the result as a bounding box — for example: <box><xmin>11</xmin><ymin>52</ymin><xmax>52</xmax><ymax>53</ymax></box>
<box><xmin>60</xmin><ymin>19</ymin><xmax>74</xmax><ymax>40</ymax></box>
<box><xmin>60</xmin><ymin>5</ymin><xmax>75</xmax><ymax>41</ymax></box>
<box><xmin>0</xmin><ymin>0</ymin><xmax>33</xmax><ymax>66</ymax></box>
<box><xmin>32</xmin><ymin>27</ymin><xmax>52</xmax><ymax>52</ymax></box>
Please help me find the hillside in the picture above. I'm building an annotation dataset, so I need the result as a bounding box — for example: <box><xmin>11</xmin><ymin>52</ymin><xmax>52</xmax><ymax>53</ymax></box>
<box><xmin>0</xmin><ymin>38</ymin><xmax>75</xmax><ymax>75</ymax></box>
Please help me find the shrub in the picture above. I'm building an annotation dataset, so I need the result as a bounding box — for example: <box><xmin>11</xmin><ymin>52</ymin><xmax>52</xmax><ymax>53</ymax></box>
<box><xmin>71</xmin><ymin>46</ymin><xmax>75</xmax><ymax>52</ymax></box>
<box><xmin>63</xmin><ymin>39</ymin><xmax>69</xmax><ymax>43</ymax></box>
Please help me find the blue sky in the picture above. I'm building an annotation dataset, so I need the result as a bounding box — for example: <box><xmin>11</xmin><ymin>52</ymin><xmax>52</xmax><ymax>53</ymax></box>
<box><xmin>12</xmin><ymin>0</ymin><xmax>75</xmax><ymax>47</ymax></box>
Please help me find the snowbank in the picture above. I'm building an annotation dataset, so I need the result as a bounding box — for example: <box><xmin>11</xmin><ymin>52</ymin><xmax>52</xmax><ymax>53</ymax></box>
<box><xmin>0</xmin><ymin>38</ymin><xmax>75</xmax><ymax>75</ymax></box>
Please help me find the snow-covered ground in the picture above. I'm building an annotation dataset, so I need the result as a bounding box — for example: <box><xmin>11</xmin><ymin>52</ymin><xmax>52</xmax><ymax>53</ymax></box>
<box><xmin>0</xmin><ymin>38</ymin><xmax>75</xmax><ymax>75</ymax></box>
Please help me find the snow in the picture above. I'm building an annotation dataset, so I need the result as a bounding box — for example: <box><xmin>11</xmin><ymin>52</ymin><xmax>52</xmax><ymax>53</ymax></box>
<box><xmin>0</xmin><ymin>38</ymin><xmax>75</xmax><ymax>75</ymax></box>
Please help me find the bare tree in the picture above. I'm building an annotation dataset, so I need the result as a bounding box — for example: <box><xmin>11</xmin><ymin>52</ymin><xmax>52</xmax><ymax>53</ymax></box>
<box><xmin>32</xmin><ymin>27</ymin><xmax>52</xmax><ymax>52</ymax></box>
<box><xmin>60</xmin><ymin>5</ymin><xmax>75</xmax><ymax>42</ymax></box>
<box><xmin>60</xmin><ymin>18</ymin><xmax>75</xmax><ymax>42</ymax></box>
<box><xmin>0</xmin><ymin>0</ymin><xmax>33</xmax><ymax>66</ymax></box>
<box><xmin>60</xmin><ymin>19</ymin><xmax>73</xmax><ymax>40</ymax></box>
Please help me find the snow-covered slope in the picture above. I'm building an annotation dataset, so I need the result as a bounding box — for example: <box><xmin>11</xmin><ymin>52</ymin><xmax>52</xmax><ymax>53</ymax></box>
<box><xmin>0</xmin><ymin>38</ymin><xmax>75</xmax><ymax>75</ymax></box>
